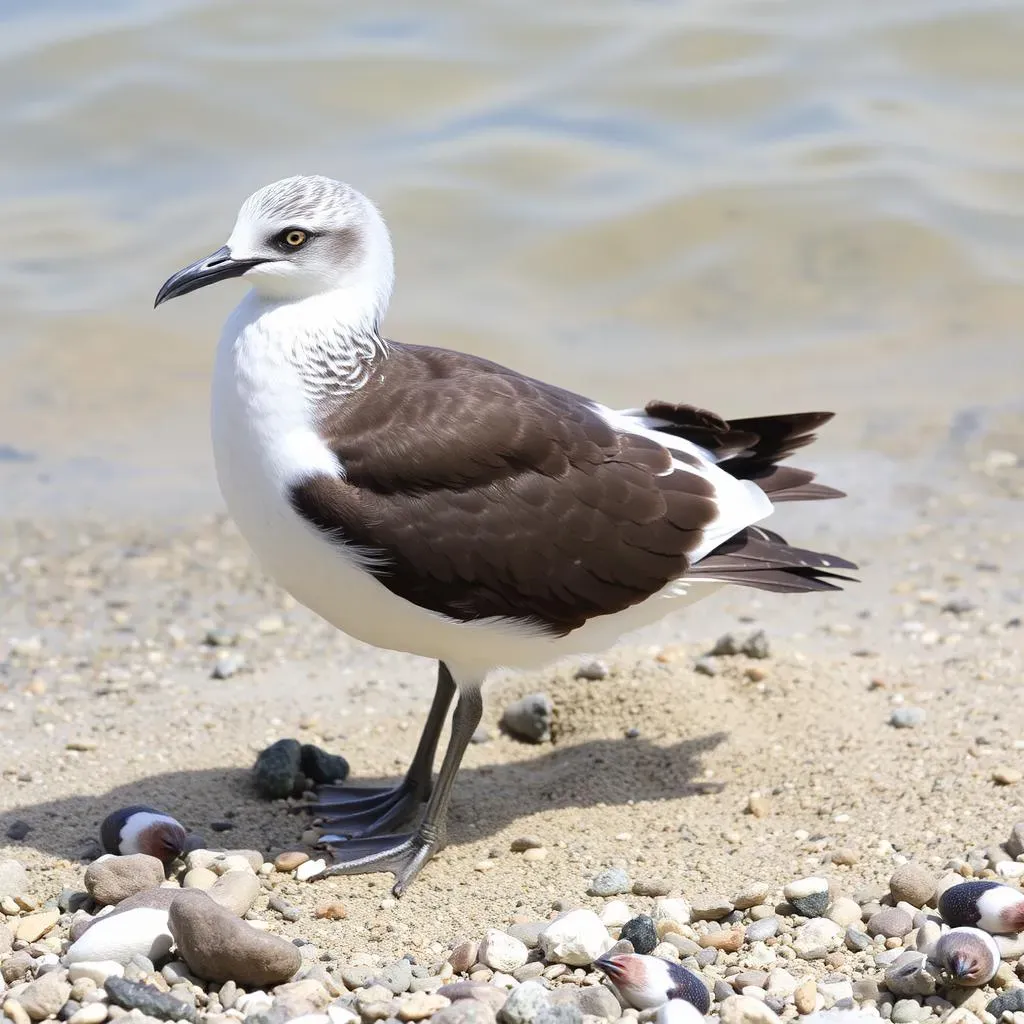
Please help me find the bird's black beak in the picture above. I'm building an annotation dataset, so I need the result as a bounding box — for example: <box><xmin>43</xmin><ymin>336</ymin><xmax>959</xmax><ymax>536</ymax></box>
<box><xmin>595</xmin><ymin>956</ymin><xmax>623</xmax><ymax>981</ymax></box>
<box><xmin>949</xmin><ymin>953</ymin><xmax>972</xmax><ymax>979</ymax></box>
<box><xmin>154</xmin><ymin>246</ymin><xmax>265</xmax><ymax>307</ymax></box>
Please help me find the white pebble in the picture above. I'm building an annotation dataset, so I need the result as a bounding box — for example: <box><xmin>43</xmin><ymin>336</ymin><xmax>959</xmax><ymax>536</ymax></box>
<box><xmin>651</xmin><ymin>898</ymin><xmax>692</xmax><ymax>926</ymax></box>
<box><xmin>599</xmin><ymin>900</ymin><xmax>634</xmax><ymax>929</ymax></box>
<box><xmin>539</xmin><ymin>909</ymin><xmax>613</xmax><ymax>966</ymax></box>
<box><xmin>478</xmin><ymin>928</ymin><xmax>529</xmax><ymax>972</ymax></box>
<box><xmin>296</xmin><ymin>859</ymin><xmax>327</xmax><ymax>882</ymax></box>
<box><xmin>67</xmin><ymin>1006</ymin><xmax>109</xmax><ymax>1024</ymax></box>
<box><xmin>68</xmin><ymin>962</ymin><xmax>125</xmax><ymax>985</ymax></box>
<box><xmin>66</xmin><ymin>908</ymin><xmax>173</xmax><ymax>965</ymax></box>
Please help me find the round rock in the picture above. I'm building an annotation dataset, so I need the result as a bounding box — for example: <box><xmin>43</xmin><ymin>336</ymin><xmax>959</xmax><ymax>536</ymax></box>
<box><xmin>207</xmin><ymin>870</ymin><xmax>260</xmax><ymax>916</ymax></box>
<box><xmin>620</xmin><ymin>916</ymin><xmax>658</xmax><ymax>955</ymax></box>
<box><xmin>84</xmin><ymin>855</ymin><xmax>166</xmax><ymax>906</ymax></box>
<box><xmin>252</xmin><ymin>738</ymin><xmax>302</xmax><ymax>799</ymax></box>
<box><xmin>889</xmin><ymin>864</ymin><xmax>936</xmax><ymax>909</ymax></box>
<box><xmin>588</xmin><ymin>868</ymin><xmax>631</xmax><ymax>897</ymax></box>
<box><xmin>478</xmin><ymin>929</ymin><xmax>529</xmax><ymax>973</ymax></box>
<box><xmin>500</xmin><ymin>693</ymin><xmax>554</xmax><ymax>743</ymax></box>
<box><xmin>867</xmin><ymin>906</ymin><xmax>914</xmax><ymax>939</ymax></box>
<box><xmin>539</xmin><ymin>909</ymin><xmax>613</xmax><ymax>965</ymax></box>
<box><xmin>783</xmin><ymin>877</ymin><xmax>830</xmax><ymax>918</ymax></box>
<box><xmin>168</xmin><ymin>889</ymin><xmax>301</xmax><ymax>986</ymax></box>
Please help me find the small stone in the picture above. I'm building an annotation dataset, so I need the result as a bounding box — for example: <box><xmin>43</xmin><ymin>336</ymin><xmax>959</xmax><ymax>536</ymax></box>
<box><xmin>1005</xmin><ymin>823</ymin><xmax>1024</xmax><ymax>860</ymax></box>
<box><xmin>398</xmin><ymin>992</ymin><xmax>451</xmax><ymax>1022</ymax></box>
<box><xmin>0</xmin><ymin>860</ymin><xmax>28</xmax><ymax>899</ymax></box>
<box><xmin>67</xmin><ymin>887</ymin><xmax>178</xmax><ymax>965</ymax></box>
<box><xmin>85</xmin><ymin>855</ymin><xmax>166</xmax><ymax>906</ymax></box>
<box><xmin>746</xmin><ymin>918</ymin><xmax>779</xmax><ymax>943</ymax></box>
<box><xmin>207</xmin><ymin>869</ymin><xmax>260</xmax><ymax>916</ymax></box>
<box><xmin>992</xmin><ymin>767</ymin><xmax>1022</xmax><ymax>785</ymax></box>
<box><xmin>211</xmin><ymin>652</ymin><xmax>245</xmax><ymax>679</ymax></box>
<box><xmin>296</xmin><ymin>858</ymin><xmax>326</xmax><ymax>881</ymax></box>
<box><xmin>826</xmin><ymin>897</ymin><xmax>862</xmax><ymax>928</ymax></box>
<box><xmin>651</xmin><ymin>898</ymin><xmax>692</xmax><ymax>928</ymax></box>
<box><xmin>700</xmin><ymin>927</ymin><xmax>743</xmax><ymax>952</ymax></box>
<box><xmin>832</xmin><ymin>848</ymin><xmax>858</xmax><ymax>866</ymax></box>
<box><xmin>889</xmin><ymin>864</ymin><xmax>936</xmax><ymax>909</ymax></box>
<box><xmin>741</xmin><ymin>630</ymin><xmax>770</xmax><ymax>658</ymax></box>
<box><xmin>890</xmin><ymin>707</ymin><xmax>926</xmax><ymax>729</ymax></box>
<box><xmin>448</xmin><ymin>941</ymin><xmax>480</xmax><ymax>973</ymax></box>
<box><xmin>300</xmin><ymin>744</ymin><xmax>351</xmax><ymax>785</ymax></box>
<box><xmin>885</xmin><ymin>951</ymin><xmax>938</xmax><ymax>998</ymax></box>
<box><xmin>17</xmin><ymin>972</ymin><xmax>72</xmax><ymax>1021</ymax></box>
<box><xmin>539</xmin><ymin>909</ymin><xmax>613</xmax><ymax>965</ymax></box>
<box><xmin>67</xmin><ymin>1004</ymin><xmax>109</xmax><ymax>1024</ymax></box>
<box><xmin>478</xmin><ymin>929</ymin><xmax>529</xmax><ymax>972</ymax></box>
<box><xmin>68</xmin><ymin>963</ymin><xmax>125</xmax><ymax>986</ymax></box>
<box><xmin>718</xmin><ymin>995</ymin><xmax>781</xmax><ymax>1024</ymax></box>
<box><xmin>15</xmin><ymin>908</ymin><xmax>60</xmax><ymax>942</ymax></box>
<box><xmin>379</xmin><ymin>960</ymin><xmax>414</xmax><ymax>996</ymax></box>
<box><xmin>588</xmin><ymin>868</ymin><xmax>631</xmax><ymax>897</ymax></box>
<box><xmin>844</xmin><ymin>927</ymin><xmax>871</xmax><ymax>952</ymax></box>
<box><xmin>432</xmin><ymin>1001</ymin><xmax>497</xmax><ymax>1024</ymax></box>
<box><xmin>498</xmin><ymin>980</ymin><xmax>549</xmax><ymax>1024</ymax></box>
<box><xmin>891</xmin><ymin>998</ymin><xmax>928</xmax><ymax>1023</ymax></box>
<box><xmin>691</xmin><ymin>896</ymin><xmax>734</xmax><ymax>921</ymax></box>
<box><xmin>315</xmin><ymin>901</ymin><xmax>348</xmax><ymax>921</ymax></box>
<box><xmin>867</xmin><ymin>907</ymin><xmax>914</xmax><ymax>938</ymax></box>
<box><xmin>632</xmin><ymin>879</ymin><xmax>671</xmax><ymax>897</ymax></box>
<box><xmin>733</xmin><ymin>883</ymin><xmax>770</xmax><ymax>910</ymax></box>
<box><xmin>709</xmin><ymin>633</ymin><xmax>741</xmax><ymax>656</ymax></box>
<box><xmin>275</xmin><ymin>851</ymin><xmax>310</xmax><ymax>872</ymax></box>
<box><xmin>793</xmin><ymin>979</ymin><xmax>816</xmax><ymax>1015</ymax></box>
<box><xmin>105</xmin><ymin>976</ymin><xmax>197</xmax><ymax>1023</ymax></box>
<box><xmin>204</xmin><ymin>627</ymin><xmax>237</xmax><ymax>647</ymax></box>
<box><xmin>500</xmin><ymin>693</ymin><xmax>554</xmax><ymax>743</ymax></box>
<box><xmin>986</xmin><ymin>990</ymin><xmax>1024</xmax><ymax>1017</ymax></box>
<box><xmin>693</xmin><ymin>657</ymin><xmax>718</xmax><ymax>677</ymax></box>
<box><xmin>575</xmin><ymin>661</ymin><xmax>608</xmax><ymax>681</ymax></box>
<box><xmin>6</xmin><ymin>821</ymin><xmax>31</xmax><ymax>841</ymax></box>
<box><xmin>620</xmin><ymin>916</ymin><xmax>658</xmax><ymax>955</ymax></box>
<box><xmin>252</xmin><ymin>738</ymin><xmax>302</xmax><ymax>799</ymax></box>
<box><xmin>168</xmin><ymin>889</ymin><xmax>301</xmax><ymax>986</ymax></box>
<box><xmin>510</xmin><ymin>836</ymin><xmax>544</xmax><ymax>852</ymax></box>
<box><xmin>784</xmin><ymin>878</ymin><xmax>830</xmax><ymax>918</ymax></box>
<box><xmin>793</xmin><ymin>918</ymin><xmax>843</xmax><ymax>959</ymax></box>
<box><xmin>182</xmin><ymin>867</ymin><xmax>217</xmax><ymax>890</ymax></box>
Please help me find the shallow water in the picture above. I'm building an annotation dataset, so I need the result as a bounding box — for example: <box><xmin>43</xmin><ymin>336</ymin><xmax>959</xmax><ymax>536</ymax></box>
<box><xmin>1</xmin><ymin>0</ymin><xmax>1023</xmax><ymax>518</ymax></box>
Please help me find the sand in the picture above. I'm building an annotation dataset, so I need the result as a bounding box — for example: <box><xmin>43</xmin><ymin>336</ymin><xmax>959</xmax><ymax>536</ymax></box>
<box><xmin>1</xmin><ymin>437</ymin><xmax>1022</xmax><ymax>966</ymax></box>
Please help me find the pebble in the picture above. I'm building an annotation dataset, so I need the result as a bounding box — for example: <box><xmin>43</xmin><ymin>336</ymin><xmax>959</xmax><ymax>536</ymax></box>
<box><xmin>700</xmin><ymin>928</ymin><xmax>744</xmax><ymax>952</ymax></box>
<box><xmin>693</xmin><ymin>657</ymin><xmax>718</xmax><ymax>677</ymax></box>
<box><xmin>867</xmin><ymin>907</ymin><xmax>914</xmax><ymax>938</ymax></box>
<box><xmin>885</xmin><ymin>951</ymin><xmax>938</xmax><ymax>997</ymax></box>
<box><xmin>85</xmin><ymin>855</ymin><xmax>166</xmax><ymax>906</ymax></box>
<box><xmin>746</xmin><ymin>918</ymin><xmax>779</xmax><ymax>943</ymax></box>
<box><xmin>598</xmin><ymin>900</ymin><xmax>633</xmax><ymax>929</ymax></box>
<box><xmin>68</xmin><ymin>962</ymin><xmax>125</xmax><ymax>985</ymax></box>
<box><xmin>67</xmin><ymin>887</ymin><xmax>178</xmax><ymax>965</ymax></box>
<box><xmin>620</xmin><ymin>916</ymin><xmax>658</xmax><ymax>955</ymax></box>
<box><xmin>891</xmin><ymin>998</ymin><xmax>929</xmax><ymax>1023</ymax></box>
<box><xmin>575</xmin><ymin>661</ymin><xmax>609</xmax><ymax>681</ymax></box>
<box><xmin>4</xmin><ymin>999</ymin><xmax>33</xmax><ymax>1024</ymax></box>
<box><xmin>498</xmin><ymin>979</ymin><xmax>549</xmax><ymax>1024</ymax></box>
<box><xmin>500</xmin><ymin>693</ymin><xmax>554</xmax><ymax>743</ymax></box>
<box><xmin>447</xmin><ymin>940</ymin><xmax>480</xmax><ymax>973</ymax></box>
<box><xmin>691</xmin><ymin>896</ymin><xmax>734</xmax><ymax>921</ymax></box>
<box><xmin>890</xmin><ymin>864</ymin><xmax>936</xmax><ymax>909</ymax></box>
<box><xmin>207</xmin><ymin>870</ymin><xmax>259</xmax><ymax>917</ymax></box>
<box><xmin>539</xmin><ymin>909</ymin><xmax>613</xmax><ymax>965</ymax></box>
<box><xmin>733</xmin><ymin>883</ymin><xmax>770</xmax><ymax>910</ymax></box>
<box><xmin>432</xmin><ymin>1002</ymin><xmax>497</xmax><ymax>1024</ymax></box>
<box><xmin>398</xmin><ymin>992</ymin><xmax>451</xmax><ymax>1022</ymax></box>
<box><xmin>588</xmin><ymin>868</ymin><xmax>631</xmax><ymax>897</ymax></box>
<box><xmin>379</xmin><ymin>959</ymin><xmax>414</xmax><ymax>995</ymax></box>
<box><xmin>182</xmin><ymin>867</ymin><xmax>217</xmax><ymax>890</ymax></box>
<box><xmin>632</xmin><ymin>879</ymin><xmax>671</xmax><ymax>897</ymax></box>
<box><xmin>784</xmin><ymin>877</ymin><xmax>830</xmax><ymax>918</ymax></box>
<box><xmin>826</xmin><ymin>897</ymin><xmax>862</xmax><ymax>928</ymax></box>
<box><xmin>718</xmin><ymin>995</ymin><xmax>781</xmax><ymax>1024</ymax></box>
<box><xmin>67</xmin><ymin>1004</ymin><xmax>109</xmax><ymax>1024</ymax></box>
<box><xmin>793</xmin><ymin>978</ymin><xmax>817</xmax><ymax>1015</ymax></box>
<box><xmin>651</xmin><ymin>898</ymin><xmax>692</xmax><ymax>929</ymax></box>
<box><xmin>793</xmin><ymin>918</ymin><xmax>843</xmax><ymax>958</ymax></box>
<box><xmin>992</xmin><ymin>767</ymin><xmax>1022</xmax><ymax>785</ymax></box>
<box><xmin>16</xmin><ymin>971</ymin><xmax>72</xmax><ymax>1021</ymax></box>
<box><xmin>300</xmin><ymin>743</ymin><xmax>351</xmax><ymax>785</ymax></box>
<box><xmin>315</xmin><ymin>902</ymin><xmax>348</xmax><ymax>921</ymax></box>
<box><xmin>168</xmin><ymin>889</ymin><xmax>301</xmax><ymax>986</ymax></box>
<box><xmin>509</xmin><ymin>836</ymin><xmax>544</xmax><ymax>853</ymax></box>
<box><xmin>478</xmin><ymin>930</ymin><xmax>529</xmax><ymax>973</ymax></box>
<box><xmin>15</xmin><ymin>909</ymin><xmax>60</xmax><ymax>943</ymax></box>
<box><xmin>211</xmin><ymin>652</ymin><xmax>245</xmax><ymax>679</ymax></box>
<box><xmin>296</xmin><ymin>859</ymin><xmax>327</xmax><ymax>882</ymax></box>
<box><xmin>890</xmin><ymin>707</ymin><xmax>926</xmax><ymax>729</ymax></box>
<box><xmin>986</xmin><ymin>990</ymin><xmax>1024</xmax><ymax>1017</ymax></box>
<box><xmin>275</xmin><ymin>851</ymin><xmax>310</xmax><ymax>872</ymax></box>
<box><xmin>0</xmin><ymin>860</ymin><xmax>28</xmax><ymax>899</ymax></box>
<box><xmin>252</xmin><ymin>738</ymin><xmax>303</xmax><ymax>799</ymax></box>
<box><xmin>105</xmin><ymin>976</ymin><xmax>197</xmax><ymax>1023</ymax></box>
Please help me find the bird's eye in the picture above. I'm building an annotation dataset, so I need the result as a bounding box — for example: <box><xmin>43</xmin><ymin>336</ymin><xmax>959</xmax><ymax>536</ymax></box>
<box><xmin>280</xmin><ymin>228</ymin><xmax>308</xmax><ymax>248</ymax></box>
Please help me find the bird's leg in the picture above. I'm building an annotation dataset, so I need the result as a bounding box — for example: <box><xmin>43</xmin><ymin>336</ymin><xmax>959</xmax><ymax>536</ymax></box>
<box><xmin>311</xmin><ymin>663</ymin><xmax>457</xmax><ymax>838</ymax></box>
<box><xmin>316</xmin><ymin>665</ymin><xmax>483</xmax><ymax>896</ymax></box>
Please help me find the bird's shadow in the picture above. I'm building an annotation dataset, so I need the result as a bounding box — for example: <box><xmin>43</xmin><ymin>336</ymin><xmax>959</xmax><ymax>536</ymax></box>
<box><xmin>0</xmin><ymin>732</ymin><xmax>725</xmax><ymax>865</ymax></box>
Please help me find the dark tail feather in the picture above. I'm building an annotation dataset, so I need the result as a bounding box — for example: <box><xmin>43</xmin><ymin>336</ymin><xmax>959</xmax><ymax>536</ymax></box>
<box><xmin>689</xmin><ymin>525</ymin><xmax>858</xmax><ymax>593</ymax></box>
<box><xmin>643</xmin><ymin>404</ymin><xmax>843</xmax><ymax>502</ymax></box>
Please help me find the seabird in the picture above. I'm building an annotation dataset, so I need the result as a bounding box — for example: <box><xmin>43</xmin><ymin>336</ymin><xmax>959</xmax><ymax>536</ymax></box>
<box><xmin>155</xmin><ymin>175</ymin><xmax>856</xmax><ymax>895</ymax></box>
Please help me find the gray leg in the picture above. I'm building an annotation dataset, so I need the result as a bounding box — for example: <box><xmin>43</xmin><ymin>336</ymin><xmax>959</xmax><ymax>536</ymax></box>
<box><xmin>312</xmin><ymin>663</ymin><xmax>457</xmax><ymax>837</ymax></box>
<box><xmin>316</xmin><ymin>664</ymin><xmax>483</xmax><ymax>896</ymax></box>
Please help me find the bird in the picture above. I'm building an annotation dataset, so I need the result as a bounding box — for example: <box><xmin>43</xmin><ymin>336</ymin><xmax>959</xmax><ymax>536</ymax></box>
<box><xmin>154</xmin><ymin>174</ymin><xmax>856</xmax><ymax>896</ymax></box>
<box><xmin>931</xmin><ymin>927</ymin><xmax>1001</xmax><ymax>987</ymax></box>
<box><xmin>939</xmin><ymin>880</ymin><xmax>1024</xmax><ymax>934</ymax></box>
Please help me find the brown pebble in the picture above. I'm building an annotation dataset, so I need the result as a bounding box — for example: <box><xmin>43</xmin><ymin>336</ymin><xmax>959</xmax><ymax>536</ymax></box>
<box><xmin>746</xmin><ymin>794</ymin><xmax>770</xmax><ymax>818</ymax></box>
<box><xmin>447</xmin><ymin>940</ymin><xmax>479</xmax><ymax>974</ymax></box>
<box><xmin>832</xmin><ymin>849</ymin><xmax>859</xmax><ymax>866</ymax></box>
<box><xmin>315</xmin><ymin>902</ymin><xmax>347</xmax><ymax>921</ymax></box>
<box><xmin>699</xmin><ymin>928</ymin><xmax>744</xmax><ymax>952</ymax></box>
<box><xmin>744</xmin><ymin>667</ymin><xmax>766</xmax><ymax>682</ymax></box>
<box><xmin>993</xmin><ymin>768</ymin><xmax>1022</xmax><ymax>785</ymax></box>
<box><xmin>794</xmin><ymin>978</ymin><xmax>816</xmax><ymax>1014</ymax></box>
<box><xmin>274</xmin><ymin>851</ymin><xmax>310</xmax><ymax>872</ymax></box>
<box><xmin>509</xmin><ymin>836</ymin><xmax>544</xmax><ymax>853</ymax></box>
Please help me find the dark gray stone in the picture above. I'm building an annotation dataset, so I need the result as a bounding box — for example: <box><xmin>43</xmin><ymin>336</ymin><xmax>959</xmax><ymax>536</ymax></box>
<box><xmin>300</xmin><ymin>744</ymin><xmax>350</xmax><ymax>785</ymax></box>
<box><xmin>252</xmin><ymin>738</ymin><xmax>302</xmax><ymax>799</ymax></box>
<box><xmin>105</xmin><ymin>976</ymin><xmax>197</xmax><ymax>1023</ymax></box>
<box><xmin>987</xmin><ymin>990</ymin><xmax>1024</xmax><ymax>1018</ymax></box>
<box><xmin>619</xmin><ymin>916</ymin><xmax>658</xmax><ymax>955</ymax></box>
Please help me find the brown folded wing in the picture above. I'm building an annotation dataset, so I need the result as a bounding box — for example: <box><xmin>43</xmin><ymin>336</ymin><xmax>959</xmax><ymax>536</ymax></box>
<box><xmin>290</xmin><ymin>344</ymin><xmax>719</xmax><ymax>635</ymax></box>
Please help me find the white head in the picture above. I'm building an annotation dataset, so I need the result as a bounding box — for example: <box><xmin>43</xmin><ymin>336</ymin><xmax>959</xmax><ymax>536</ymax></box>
<box><xmin>155</xmin><ymin>175</ymin><xmax>395</xmax><ymax>331</ymax></box>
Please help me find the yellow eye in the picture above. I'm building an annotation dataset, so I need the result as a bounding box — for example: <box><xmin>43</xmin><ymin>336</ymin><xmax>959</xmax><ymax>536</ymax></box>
<box><xmin>284</xmin><ymin>229</ymin><xmax>307</xmax><ymax>247</ymax></box>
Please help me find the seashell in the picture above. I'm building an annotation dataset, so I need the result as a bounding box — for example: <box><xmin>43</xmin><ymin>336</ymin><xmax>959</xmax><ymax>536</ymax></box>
<box><xmin>595</xmin><ymin>953</ymin><xmax>710</xmax><ymax>1014</ymax></box>
<box><xmin>932</xmin><ymin>926</ymin><xmax>1001</xmax><ymax>987</ymax></box>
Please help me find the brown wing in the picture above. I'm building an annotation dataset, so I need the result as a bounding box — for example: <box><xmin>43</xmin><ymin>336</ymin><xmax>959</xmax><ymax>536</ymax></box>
<box><xmin>290</xmin><ymin>344</ymin><xmax>719</xmax><ymax>636</ymax></box>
